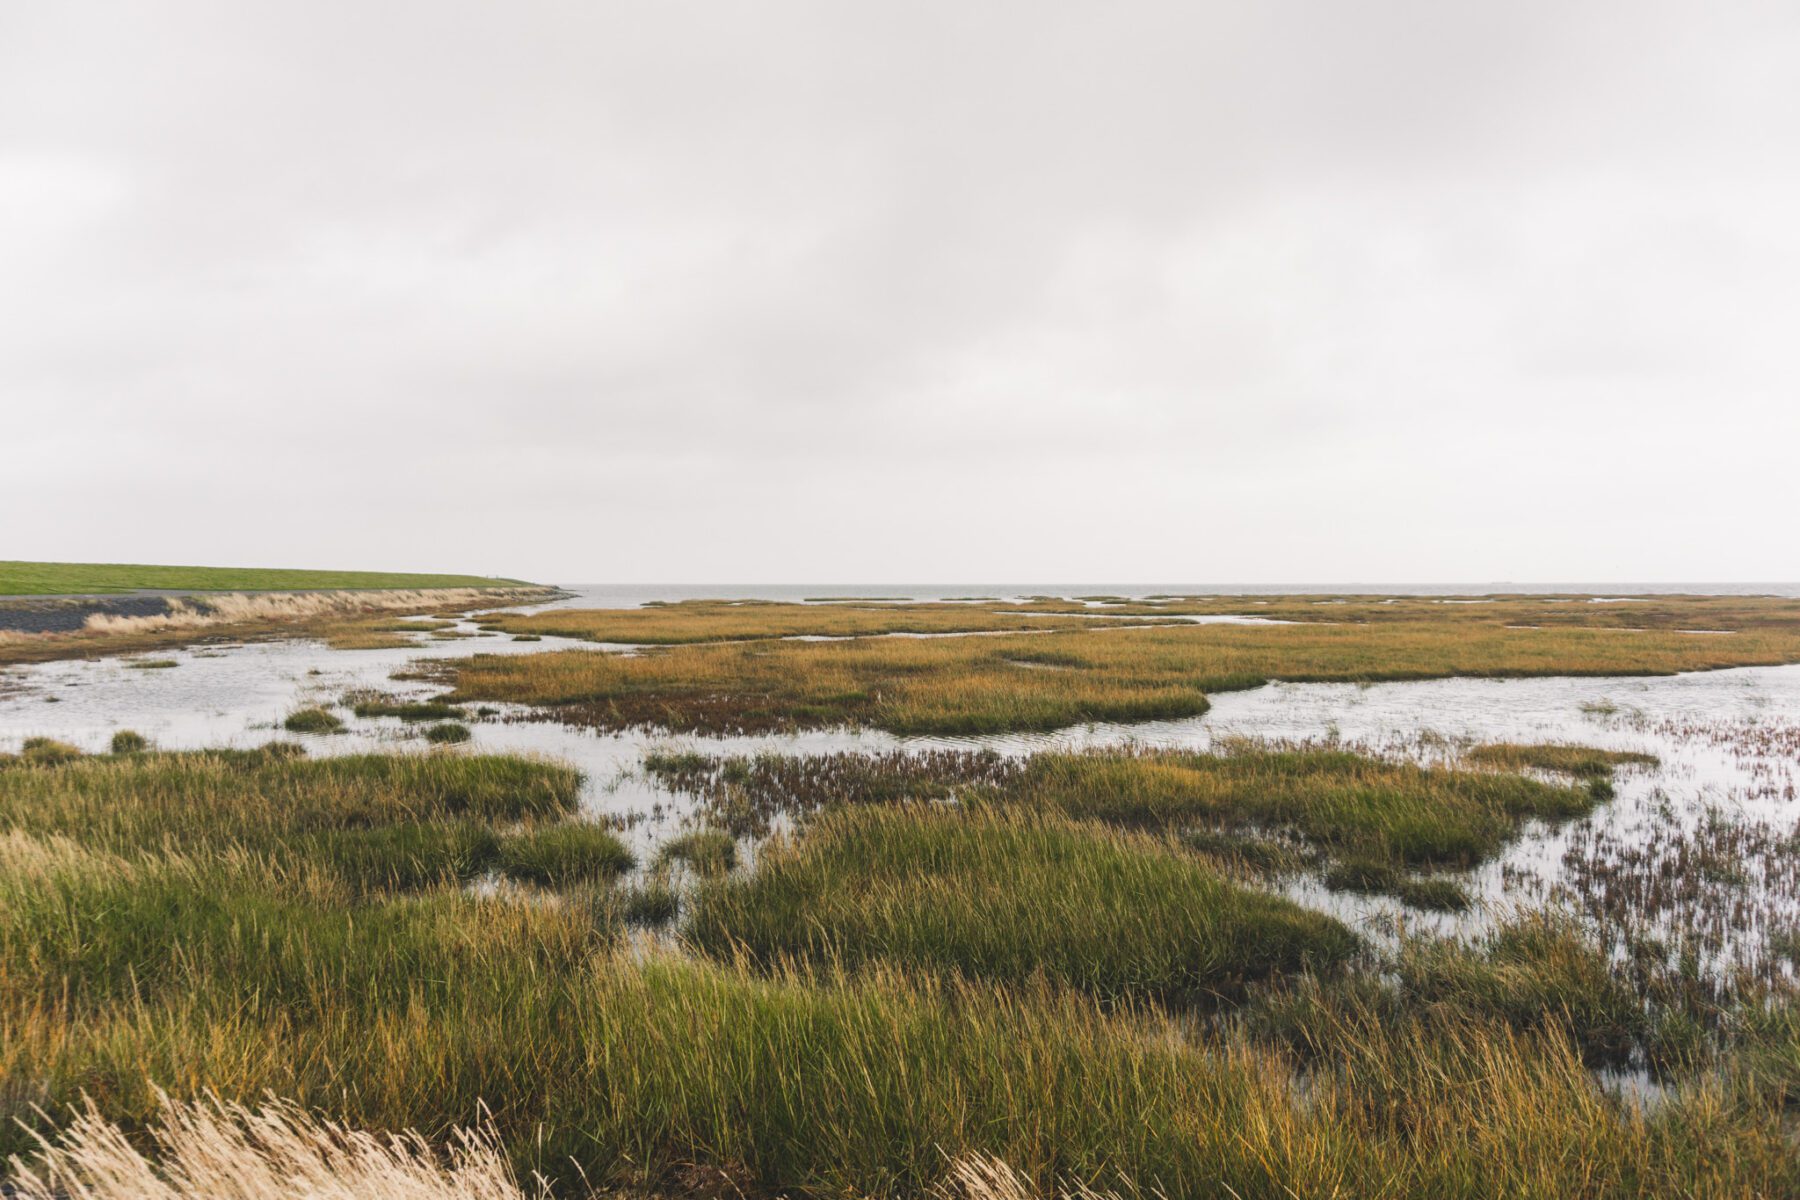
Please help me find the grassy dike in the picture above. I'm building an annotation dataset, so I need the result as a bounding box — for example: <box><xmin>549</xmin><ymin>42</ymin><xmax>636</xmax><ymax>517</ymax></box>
<box><xmin>0</xmin><ymin>560</ymin><xmax>529</xmax><ymax>595</ymax></box>
<box><xmin>4</xmin><ymin>740</ymin><xmax>1800</xmax><ymax>1196</ymax></box>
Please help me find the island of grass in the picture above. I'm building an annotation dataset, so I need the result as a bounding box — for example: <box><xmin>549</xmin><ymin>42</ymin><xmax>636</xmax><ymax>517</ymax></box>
<box><xmin>1465</xmin><ymin>742</ymin><xmax>1660</xmax><ymax>778</ymax></box>
<box><xmin>647</xmin><ymin>743</ymin><xmax>1619</xmax><ymax>912</ymax></box>
<box><xmin>442</xmin><ymin>595</ymin><xmax>1800</xmax><ymax>736</ymax></box>
<box><xmin>686</xmin><ymin>803</ymin><xmax>1360</xmax><ymax>1003</ymax></box>
<box><xmin>0</xmin><ymin>559</ymin><xmax>532</xmax><ymax>596</ymax></box>
<box><xmin>475</xmin><ymin>597</ymin><xmax>1163</xmax><ymax>644</ymax></box>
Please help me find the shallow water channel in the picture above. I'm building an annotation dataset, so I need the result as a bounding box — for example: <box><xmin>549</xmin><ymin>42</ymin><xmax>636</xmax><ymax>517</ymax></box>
<box><xmin>5</xmin><ymin>596</ymin><xmax>1799</xmax><ymax>975</ymax></box>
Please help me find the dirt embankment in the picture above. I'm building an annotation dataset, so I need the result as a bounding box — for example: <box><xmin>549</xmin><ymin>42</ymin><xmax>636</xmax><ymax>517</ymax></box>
<box><xmin>0</xmin><ymin>586</ymin><xmax>567</xmax><ymax>660</ymax></box>
<box><xmin>0</xmin><ymin>594</ymin><xmax>178</xmax><ymax>636</ymax></box>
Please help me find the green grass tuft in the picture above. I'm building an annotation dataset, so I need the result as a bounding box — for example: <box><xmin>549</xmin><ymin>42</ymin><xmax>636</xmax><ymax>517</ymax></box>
<box><xmin>1011</xmin><ymin>747</ymin><xmax>1597</xmax><ymax>867</ymax></box>
<box><xmin>109</xmin><ymin>730</ymin><xmax>149</xmax><ymax>755</ymax></box>
<box><xmin>497</xmin><ymin>823</ymin><xmax>635</xmax><ymax>886</ymax></box>
<box><xmin>687</xmin><ymin>804</ymin><xmax>1359</xmax><ymax>1005</ymax></box>
<box><xmin>658</xmin><ymin>829</ymin><xmax>739</xmax><ymax>875</ymax></box>
<box><xmin>19</xmin><ymin>738</ymin><xmax>83</xmax><ymax>766</ymax></box>
<box><xmin>1466</xmin><ymin>743</ymin><xmax>1659</xmax><ymax>778</ymax></box>
<box><xmin>283</xmin><ymin>707</ymin><xmax>345</xmax><ymax>735</ymax></box>
<box><xmin>621</xmin><ymin>878</ymin><xmax>681</xmax><ymax>926</ymax></box>
<box><xmin>349</xmin><ymin>696</ymin><xmax>463</xmax><ymax>721</ymax></box>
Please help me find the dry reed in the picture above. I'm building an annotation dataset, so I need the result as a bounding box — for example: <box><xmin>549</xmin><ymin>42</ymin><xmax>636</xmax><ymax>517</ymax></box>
<box><xmin>6</xmin><ymin>1088</ymin><xmax>543</xmax><ymax>1200</ymax></box>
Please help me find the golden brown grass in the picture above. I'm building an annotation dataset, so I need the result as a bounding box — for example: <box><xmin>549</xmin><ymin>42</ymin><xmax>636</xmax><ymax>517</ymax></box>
<box><xmin>6</xmin><ymin>1089</ymin><xmax>542</xmax><ymax>1200</ymax></box>
<box><xmin>476</xmin><ymin>598</ymin><xmax>1160</xmax><ymax>644</ymax></box>
<box><xmin>5</xmin><ymin>746</ymin><xmax>1800</xmax><ymax>1197</ymax></box>
<box><xmin>1466</xmin><ymin>742</ymin><xmax>1661</xmax><ymax>778</ymax></box>
<box><xmin>444</xmin><ymin>601</ymin><xmax>1800</xmax><ymax>734</ymax></box>
<box><xmin>1008</xmin><ymin>745</ymin><xmax>1598</xmax><ymax>865</ymax></box>
<box><xmin>321</xmin><ymin>629</ymin><xmax>418</xmax><ymax>650</ymax></box>
<box><xmin>12</xmin><ymin>947</ymin><xmax>1794</xmax><ymax>1200</ymax></box>
<box><xmin>991</xmin><ymin>592</ymin><xmax>1800</xmax><ymax>630</ymax></box>
<box><xmin>5</xmin><ymin>1092</ymin><xmax>1113</xmax><ymax>1200</ymax></box>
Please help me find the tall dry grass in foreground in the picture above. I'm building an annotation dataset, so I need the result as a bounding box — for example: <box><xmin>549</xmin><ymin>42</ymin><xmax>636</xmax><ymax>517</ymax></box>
<box><xmin>6</xmin><ymin>1090</ymin><xmax>541</xmax><ymax>1200</ymax></box>
<box><xmin>5</xmin><ymin>1092</ymin><xmax>1112</xmax><ymax>1200</ymax></box>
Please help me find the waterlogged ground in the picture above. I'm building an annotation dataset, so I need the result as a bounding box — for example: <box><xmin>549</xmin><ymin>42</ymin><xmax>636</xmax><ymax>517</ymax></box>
<box><xmin>5</xmin><ymin>597</ymin><xmax>1800</xmax><ymax>977</ymax></box>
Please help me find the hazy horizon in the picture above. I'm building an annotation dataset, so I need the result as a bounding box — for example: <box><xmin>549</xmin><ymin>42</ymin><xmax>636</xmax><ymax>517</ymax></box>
<box><xmin>10</xmin><ymin>561</ymin><xmax>1800</xmax><ymax>596</ymax></box>
<box><xmin>5</xmin><ymin>3</ymin><xmax>1796</xmax><ymax>581</ymax></box>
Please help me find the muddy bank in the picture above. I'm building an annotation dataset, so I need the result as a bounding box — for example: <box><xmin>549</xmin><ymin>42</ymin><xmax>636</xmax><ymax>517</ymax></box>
<box><xmin>0</xmin><ymin>594</ymin><xmax>179</xmax><ymax>635</ymax></box>
<box><xmin>0</xmin><ymin>586</ymin><xmax>570</xmax><ymax>657</ymax></box>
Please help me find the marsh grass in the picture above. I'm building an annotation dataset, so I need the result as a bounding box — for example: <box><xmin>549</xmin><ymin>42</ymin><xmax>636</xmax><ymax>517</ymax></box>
<box><xmin>15</xmin><ymin>737</ymin><xmax>84</xmax><ymax>766</ymax></box>
<box><xmin>15</xmin><ymin>936</ymin><xmax>1798</xmax><ymax>1198</ymax></box>
<box><xmin>979</xmin><ymin>592</ymin><xmax>1800</xmax><ymax>633</ymax></box>
<box><xmin>620</xmin><ymin>877</ymin><xmax>681</xmax><ymax>927</ymax></box>
<box><xmin>445</xmin><ymin>632</ymin><xmax>1215</xmax><ymax>735</ymax></box>
<box><xmin>1397</xmin><ymin>913</ymin><xmax>1655</xmax><ymax>1066</ymax></box>
<box><xmin>0</xmin><ymin>749</ymin><xmax>583</xmax><ymax>887</ymax></box>
<box><xmin>686</xmin><ymin>804</ymin><xmax>1360</xmax><ymax>1004</ymax></box>
<box><xmin>3</xmin><ymin>1093</ymin><xmax>1137</xmax><ymax>1200</ymax></box>
<box><xmin>1322</xmin><ymin>859</ymin><xmax>1472</xmax><ymax>911</ymax></box>
<box><xmin>321</xmin><ymin>616</ymin><xmax>458</xmax><ymax>650</ymax></box>
<box><xmin>323</xmin><ymin>629</ymin><xmax>417</xmax><ymax>650</ymax></box>
<box><xmin>108</xmin><ymin>729</ymin><xmax>148</xmax><ymax>754</ymax></box>
<box><xmin>657</xmin><ymin>828</ymin><xmax>738</xmax><ymax>875</ymax></box>
<box><xmin>0</xmin><ymin>747</ymin><xmax>629</xmax><ymax>1188</ymax></box>
<box><xmin>2</xmin><ymin>741</ymin><xmax>1797</xmax><ymax>1196</ymax></box>
<box><xmin>1252</xmin><ymin>912</ymin><xmax>1729</xmax><ymax>1074</ymax></box>
<box><xmin>4</xmin><ymin>1089</ymin><xmax>544</xmax><ymax>1200</ymax></box>
<box><xmin>349</xmin><ymin>693</ymin><xmax>464</xmax><ymax>721</ymax></box>
<box><xmin>446</xmin><ymin>600</ymin><xmax>1800</xmax><ymax>735</ymax></box>
<box><xmin>1180</xmin><ymin>826</ymin><xmax>1316</xmax><ymax>874</ymax></box>
<box><xmin>644</xmin><ymin>749</ymin><xmax>1024</xmax><ymax>836</ymax></box>
<box><xmin>1392</xmin><ymin>877</ymin><xmax>1472</xmax><ymax>911</ymax></box>
<box><xmin>1466</xmin><ymin>742</ymin><xmax>1660</xmax><ymax>778</ymax></box>
<box><xmin>476</xmin><ymin>599</ymin><xmax>1151</xmax><ymax>645</ymax></box>
<box><xmin>284</xmin><ymin>707</ymin><xmax>345</xmax><ymax>735</ymax></box>
<box><xmin>125</xmin><ymin>658</ymin><xmax>178</xmax><ymax>669</ymax></box>
<box><xmin>497</xmin><ymin>823</ymin><xmax>634</xmax><ymax>886</ymax></box>
<box><xmin>425</xmin><ymin>721</ymin><xmax>473</xmax><ymax>744</ymax></box>
<box><xmin>1008</xmin><ymin>746</ymin><xmax>1597</xmax><ymax>867</ymax></box>
<box><xmin>646</xmin><ymin>744</ymin><xmax>1592</xmax><ymax>877</ymax></box>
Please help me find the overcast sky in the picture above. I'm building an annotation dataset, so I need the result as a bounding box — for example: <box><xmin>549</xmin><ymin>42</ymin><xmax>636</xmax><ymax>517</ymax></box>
<box><xmin>3</xmin><ymin>3</ymin><xmax>1797</xmax><ymax>584</ymax></box>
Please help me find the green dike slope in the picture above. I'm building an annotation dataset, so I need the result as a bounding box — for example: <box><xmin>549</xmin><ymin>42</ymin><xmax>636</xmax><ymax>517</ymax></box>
<box><xmin>0</xmin><ymin>560</ymin><xmax>532</xmax><ymax>596</ymax></box>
